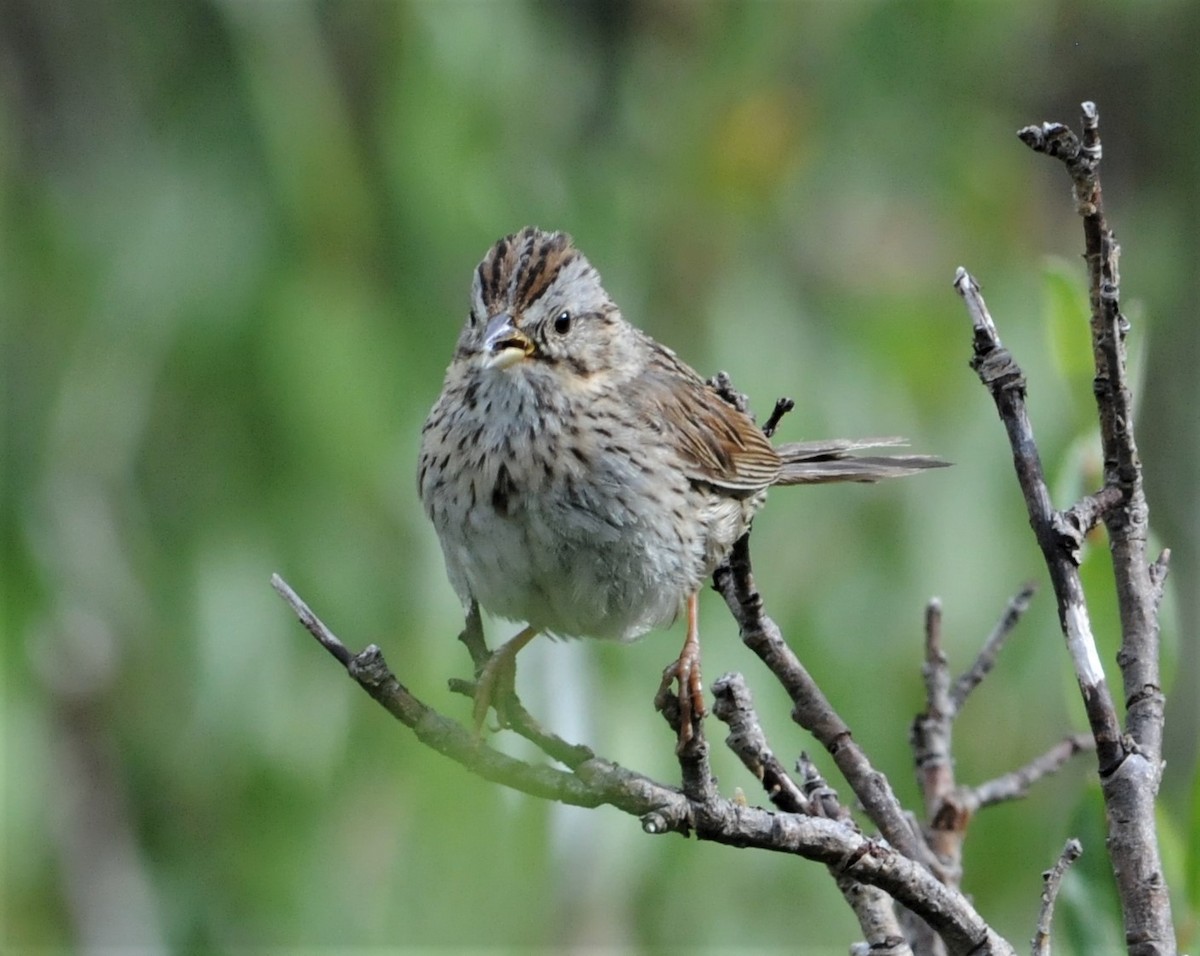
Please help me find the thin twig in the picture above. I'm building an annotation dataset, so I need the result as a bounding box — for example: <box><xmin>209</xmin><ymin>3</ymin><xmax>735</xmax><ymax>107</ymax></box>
<box><xmin>949</xmin><ymin>583</ymin><xmax>1037</xmax><ymax>710</ymax></box>
<box><xmin>911</xmin><ymin>588</ymin><xmax>1084</xmax><ymax>898</ymax></box>
<box><xmin>923</xmin><ymin>598</ymin><xmax>953</xmax><ymax>722</ymax></box>
<box><xmin>969</xmin><ymin>735</ymin><xmax>1095</xmax><ymax>810</ymax></box>
<box><xmin>712</xmin><ymin>672</ymin><xmax>809</xmax><ymax>814</ymax></box>
<box><xmin>762</xmin><ymin>397</ymin><xmax>796</xmax><ymax>438</ymax></box>
<box><xmin>1030</xmin><ymin>839</ymin><xmax>1083</xmax><ymax>956</ymax></box>
<box><xmin>272</xmin><ymin>574</ymin><xmax>353</xmax><ymax>667</ymax></box>
<box><xmin>911</xmin><ymin>598</ymin><xmax>962</xmax><ymax>881</ymax></box>
<box><xmin>1055</xmin><ymin>486</ymin><xmax>1124</xmax><ymax>563</ymax></box>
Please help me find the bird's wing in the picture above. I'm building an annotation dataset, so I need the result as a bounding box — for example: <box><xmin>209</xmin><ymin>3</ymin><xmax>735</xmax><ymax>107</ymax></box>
<box><xmin>629</xmin><ymin>343</ymin><xmax>781</xmax><ymax>495</ymax></box>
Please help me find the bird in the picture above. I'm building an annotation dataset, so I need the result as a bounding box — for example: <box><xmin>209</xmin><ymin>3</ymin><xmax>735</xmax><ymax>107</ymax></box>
<box><xmin>417</xmin><ymin>226</ymin><xmax>945</xmax><ymax>745</ymax></box>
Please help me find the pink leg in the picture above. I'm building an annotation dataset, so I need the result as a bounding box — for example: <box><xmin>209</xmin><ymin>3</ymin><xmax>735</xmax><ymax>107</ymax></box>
<box><xmin>472</xmin><ymin>625</ymin><xmax>539</xmax><ymax>735</ymax></box>
<box><xmin>658</xmin><ymin>593</ymin><xmax>705</xmax><ymax>748</ymax></box>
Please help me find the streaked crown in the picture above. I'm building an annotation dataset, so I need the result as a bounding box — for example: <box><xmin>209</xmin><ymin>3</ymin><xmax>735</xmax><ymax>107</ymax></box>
<box><xmin>472</xmin><ymin>227</ymin><xmax>587</xmax><ymax>320</ymax></box>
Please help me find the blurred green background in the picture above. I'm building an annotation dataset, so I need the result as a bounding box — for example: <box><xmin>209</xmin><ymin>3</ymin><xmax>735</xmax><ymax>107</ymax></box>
<box><xmin>4</xmin><ymin>1</ymin><xmax>1198</xmax><ymax>953</ymax></box>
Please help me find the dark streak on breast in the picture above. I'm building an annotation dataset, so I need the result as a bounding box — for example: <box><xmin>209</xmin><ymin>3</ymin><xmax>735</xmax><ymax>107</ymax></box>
<box><xmin>492</xmin><ymin>462</ymin><xmax>517</xmax><ymax>516</ymax></box>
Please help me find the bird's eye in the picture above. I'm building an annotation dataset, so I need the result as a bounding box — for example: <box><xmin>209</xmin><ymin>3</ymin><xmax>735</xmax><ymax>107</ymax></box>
<box><xmin>468</xmin><ymin>311</ymin><xmax>478</xmax><ymax>327</ymax></box>
<box><xmin>553</xmin><ymin>311</ymin><xmax>571</xmax><ymax>334</ymax></box>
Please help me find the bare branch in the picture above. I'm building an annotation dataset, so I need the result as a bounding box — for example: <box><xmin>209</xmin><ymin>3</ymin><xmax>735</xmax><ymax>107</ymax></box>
<box><xmin>712</xmin><ymin>534</ymin><xmax>938</xmax><ymax>874</ymax></box>
<box><xmin>713</xmin><ymin>675</ymin><xmax>912</xmax><ymax>956</ymax></box>
<box><xmin>1019</xmin><ymin>102</ymin><xmax>1173</xmax><ymax>953</ymax></box>
<box><xmin>762</xmin><ymin>397</ymin><xmax>796</xmax><ymax>438</ymax></box>
<box><xmin>273</xmin><ymin>574</ymin><xmax>1014</xmax><ymax>956</ymax></box>
<box><xmin>911</xmin><ymin>598</ymin><xmax>961</xmax><ymax>880</ymax></box>
<box><xmin>950</xmin><ymin>583</ymin><xmax>1037</xmax><ymax>710</ymax></box>
<box><xmin>910</xmin><ymin>586</ymin><xmax>1090</xmax><ymax>919</ymax></box>
<box><xmin>969</xmin><ymin>735</ymin><xmax>1095</xmax><ymax>811</ymax></box>
<box><xmin>659</xmin><ymin>687</ymin><xmax>718</xmax><ymax>804</ymax></box>
<box><xmin>923</xmin><ymin>598</ymin><xmax>953</xmax><ymax>722</ymax></box>
<box><xmin>712</xmin><ymin>672</ymin><xmax>809</xmax><ymax>814</ymax></box>
<box><xmin>1024</xmin><ymin>101</ymin><xmax>1165</xmax><ymax>757</ymax></box>
<box><xmin>272</xmin><ymin>574</ymin><xmax>353</xmax><ymax>667</ymax></box>
<box><xmin>953</xmin><ymin>268</ymin><xmax>1123</xmax><ymax>773</ymax></box>
<box><xmin>1031</xmin><ymin>839</ymin><xmax>1084</xmax><ymax>956</ymax></box>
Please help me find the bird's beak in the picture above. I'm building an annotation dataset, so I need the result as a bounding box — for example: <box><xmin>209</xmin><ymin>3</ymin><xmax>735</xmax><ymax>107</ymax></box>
<box><xmin>482</xmin><ymin>312</ymin><xmax>534</xmax><ymax>369</ymax></box>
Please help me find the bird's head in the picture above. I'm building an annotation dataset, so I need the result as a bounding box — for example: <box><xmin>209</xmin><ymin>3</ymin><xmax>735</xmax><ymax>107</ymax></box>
<box><xmin>457</xmin><ymin>227</ymin><xmax>631</xmax><ymax>381</ymax></box>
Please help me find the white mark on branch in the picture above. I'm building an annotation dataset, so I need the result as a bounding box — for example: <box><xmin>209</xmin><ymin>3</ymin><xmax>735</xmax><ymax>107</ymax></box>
<box><xmin>1063</xmin><ymin>603</ymin><xmax>1103</xmax><ymax>687</ymax></box>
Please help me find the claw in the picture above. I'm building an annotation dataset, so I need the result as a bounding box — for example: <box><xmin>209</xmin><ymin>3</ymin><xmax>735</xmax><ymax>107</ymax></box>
<box><xmin>657</xmin><ymin>592</ymin><xmax>705</xmax><ymax>750</ymax></box>
<box><xmin>471</xmin><ymin>625</ymin><xmax>539</xmax><ymax>736</ymax></box>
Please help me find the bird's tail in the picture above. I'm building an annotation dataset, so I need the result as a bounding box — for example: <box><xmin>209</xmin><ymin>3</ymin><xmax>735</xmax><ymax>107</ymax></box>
<box><xmin>774</xmin><ymin>437</ymin><xmax>949</xmax><ymax>485</ymax></box>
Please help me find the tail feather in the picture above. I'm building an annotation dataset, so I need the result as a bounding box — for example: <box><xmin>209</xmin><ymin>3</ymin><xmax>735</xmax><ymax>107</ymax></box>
<box><xmin>775</xmin><ymin>438</ymin><xmax>949</xmax><ymax>485</ymax></box>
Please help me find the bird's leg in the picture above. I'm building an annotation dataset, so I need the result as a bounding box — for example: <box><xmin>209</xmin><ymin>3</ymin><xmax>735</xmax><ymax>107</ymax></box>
<box><xmin>657</xmin><ymin>592</ymin><xmax>705</xmax><ymax>748</ymax></box>
<box><xmin>472</xmin><ymin>625</ymin><xmax>539</xmax><ymax>735</ymax></box>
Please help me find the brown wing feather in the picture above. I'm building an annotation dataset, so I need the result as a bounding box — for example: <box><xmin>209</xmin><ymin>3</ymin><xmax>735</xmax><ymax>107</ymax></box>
<box><xmin>775</xmin><ymin>439</ymin><xmax>949</xmax><ymax>484</ymax></box>
<box><xmin>632</xmin><ymin>340</ymin><xmax>781</xmax><ymax>494</ymax></box>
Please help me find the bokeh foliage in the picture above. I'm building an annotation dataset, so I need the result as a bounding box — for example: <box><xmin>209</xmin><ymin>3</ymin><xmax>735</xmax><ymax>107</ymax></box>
<box><xmin>3</xmin><ymin>1</ymin><xmax>1198</xmax><ymax>952</ymax></box>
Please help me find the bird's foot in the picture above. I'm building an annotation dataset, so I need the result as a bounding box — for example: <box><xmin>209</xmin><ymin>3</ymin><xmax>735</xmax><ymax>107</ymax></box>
<box><xmin>472</xmin><ymin>648</ymin><xmax>516</xmax><ymax>735</ymax></box>
<box><xmin>656</xmin><ymin>644</ymin><xmax>706</xmax><ymax>752</ymax></box>
<box><xmin>470</xmin><ymin>625</ymin><xmax>538</xmax><ymax>737</ymax></box>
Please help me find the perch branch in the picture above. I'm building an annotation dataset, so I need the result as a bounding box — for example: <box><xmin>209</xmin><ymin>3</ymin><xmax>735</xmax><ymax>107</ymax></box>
<box><xmin>447</xmin><ymin>606</ymin><xmax>595</xmax><ymax>768</ymax></box>
<box><xmin>658</xmin><ymin>685</ymin><xmax>719</xmax><ymax>804</ymax></box>
<box><xmin>712</xmin><ymin>534</ymin><xmax>938</xmax><ymax>874</ymax></box>
<box><xmin>272</xmin><ymin>573</ymin><xmax>1014</xmax><ymax>956</ymax></box>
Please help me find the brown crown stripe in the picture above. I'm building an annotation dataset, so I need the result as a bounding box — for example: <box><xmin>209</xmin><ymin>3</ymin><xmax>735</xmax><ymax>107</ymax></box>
<box><xmin>477</xmin><ymin>228</ymin><xmax>579</xmax><ymax>317</ymax></box>
<box><xmin>516</xmin><ymin>240</ymin><xmax>577</xmax><ymax>311</ymax></box>
<box><xmin>478</xmin><ymin>235</ymin><xmax>512</xmax><ymax>311</ymax></box>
